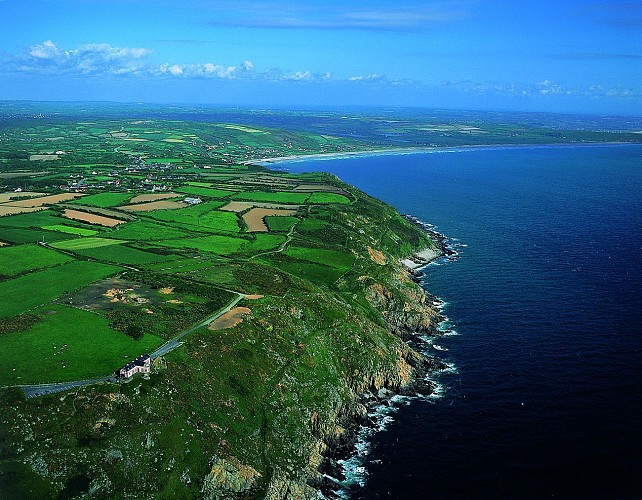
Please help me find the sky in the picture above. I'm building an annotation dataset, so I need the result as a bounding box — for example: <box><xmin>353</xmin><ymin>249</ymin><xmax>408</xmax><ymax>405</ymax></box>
<box><xmin>0</xmin><ymin>0</ymin><xmax>640</xmax><ymax>115</ymax></box>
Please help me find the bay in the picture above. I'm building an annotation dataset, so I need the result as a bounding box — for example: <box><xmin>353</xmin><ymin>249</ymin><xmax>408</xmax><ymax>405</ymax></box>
<box><xmin>280</xmin><ymin>144</ymin><xmax>642</xmax><ymax>498</ymax></box>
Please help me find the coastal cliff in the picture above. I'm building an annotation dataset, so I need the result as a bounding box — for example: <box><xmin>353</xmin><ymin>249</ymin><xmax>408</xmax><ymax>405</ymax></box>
<box><xmin>0</xmin><ymin>175</ymin><xmax>447</xmax><ymax>499</ymax></box>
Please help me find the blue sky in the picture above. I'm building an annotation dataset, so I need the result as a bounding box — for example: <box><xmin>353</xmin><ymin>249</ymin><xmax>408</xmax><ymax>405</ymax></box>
<box><xmin>0</xmin><ymin>0</ymin><xmax>640</xmax><ymax>114</ymax></box>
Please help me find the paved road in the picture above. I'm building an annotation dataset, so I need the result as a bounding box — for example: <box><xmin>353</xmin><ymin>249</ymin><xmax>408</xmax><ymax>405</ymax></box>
<box><xmin>151</xmin><ymin>293</ymin><xmax>243</xmax><ymax>358</ymax></box>
<box><xmin>19</xmin><ymin>293</ymin><xmax>244</xmax><ymax>399</ymax></box>
<box><xmin>21</xmin><ymin>377</ymin><xmax>114</xmax><ymax>399</ymax></box>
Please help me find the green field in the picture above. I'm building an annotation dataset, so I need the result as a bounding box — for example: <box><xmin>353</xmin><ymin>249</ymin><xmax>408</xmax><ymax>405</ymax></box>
<box><xmin>107</xmin><ymin>220</ymin><xmax>191</xmax><ymax>241</ymax></box>
<box><xmin>0</xmin><ymin>210</ymin><xmax>69</xmax><ymax>228</ymax></box>
<box><xmin>234</xmin><ymin>191</ymin><xmax>309</xmax><ymax>204</ymax></box>
<box><xmin>73</xmin><ymin>244</ymin><xmax>180</xmax><ymax>266</ymax></box>
<box><xmin>0</xmin><ymin>244</ymin><xmax>73</xmax><ymax>277</ymax></box>
<box><xmin>148</xmin><ymin>205</ymin><xmax>240</xmax><ymax>233</ymax></box>
<box><xmin>0</xmin><ymin>260</ymin><xmax>119</xmax><ymax>317</ymax></box>
<box><xmin>265</xmin><ymin>215</ymin><xmax>299</xmax><ymax>232</ymax></box>
<box><xmin>51</xmin><ymin>237</ymin><xmax>125</xmax><ymax>250</ymax></box>
<box><xmin>0</xmin><ymin>227</ymin><xmax>72</xmax><ymax>244</ymax></box>
<box><xmin>69</xmin><ymin>192</ymin><xmax>132</xmax><ymax>207</ymax></box>
<box><xmin>174</xmin><ymin>186</ymin><xmax>237</xmax><ymax>199</ymax></box>
<box><xmin>241</xmin><ymin>233</ymin><xmax>286</xmax><ymax>253</ymax></box>
<box><xmin>42</xmin><ymin>224</ymin><xmax>99</xmax><ymax>236</ymax></box>
<box><xmin>0</xmin><ymin>305</ymin><xmax>163</xmax><ymax>385</ymax></box>
<box><xmin>306</xmin><ymin>192</ymin><xmax>351</xmax><ymax>204</ymax></box>
<box><xmin>156</xmin><ymin>234</ymin><xmax>246</xmax><ymax>255</ymax></box>
<box><xmin>285</xmin><ymin>245</ymin><xmax>355</xmax><ymax>270</ymax></box>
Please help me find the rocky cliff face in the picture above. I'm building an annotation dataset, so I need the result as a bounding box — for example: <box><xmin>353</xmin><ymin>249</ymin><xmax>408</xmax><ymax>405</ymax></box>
<box><xmin>259</xmin><ymin>261</ymin><xmax>448</xmax><ymax>499</ymax></box>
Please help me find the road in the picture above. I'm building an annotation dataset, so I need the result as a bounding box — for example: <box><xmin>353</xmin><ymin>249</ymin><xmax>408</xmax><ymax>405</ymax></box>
<box><xmin>19</xmin><ymin>292</ymin><xmax>245</xmax><ymax>399</ymax></box>
<box><xmin>150</xmin><ymin>292</ymin><xmax>244</xmax><ymax>359</ymax></box>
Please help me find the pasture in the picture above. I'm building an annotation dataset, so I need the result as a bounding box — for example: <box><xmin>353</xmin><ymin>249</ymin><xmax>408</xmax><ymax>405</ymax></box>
<box><xmin>0</xmin><ymin>244</ymin><xmax>73</xmax><ymax>277</ymax></box>
<box><xmin>0</xmin><ymin>260</ymin><xmax>119</xmax><ymax>318</ymax></box>
<box><xmin>234</xmin><ymin>191</ymin><xmax>310</xmax><ymax>204</ymax></box>
<box><xmin>174</xmin><ymin>186</ymin><xmax>237</xmax><ymax>199</ymax></box>
<box><xmin>51</xmin><ymin>237</ymin><xmax>124</xmax><ymax>251</ymax></box>
<box><xmin>73</xmin><ymin>245</ymin><xmax>180</xmax><ymax>266</ymax></box>
<box><xmin>0</xmin><ymin>305</ymin><xmax>163</xmax><ymax>385</ymax></box>
<box><xmin>306</xmin><ymin>192</ymin><xmax>351</xmax><ymax>205</ymax></box>
<box><xmin>42</xmin><ymin>225</ymin><xmax>99</xmax><ymax>236</ymax></box>
<box><xmin>69</xmin><ymin>192</ymin><xmax>132</xmax><ymax>207</ymax></box>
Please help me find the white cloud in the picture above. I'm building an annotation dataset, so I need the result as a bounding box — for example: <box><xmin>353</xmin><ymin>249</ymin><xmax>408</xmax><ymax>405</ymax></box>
<box><xmin>348</xmin><ymin>73</ymin><xmax>385</xmax><ymax>82</ymax></box>
<box><xmin>15</xmin><ymin>40</ymin><xmax>152</xmax><ymax>76</ymax></box>
<box><xmin>153</xmin><ymin>61</ymin><xmax>254</xmax><ymax>79</ymax></box>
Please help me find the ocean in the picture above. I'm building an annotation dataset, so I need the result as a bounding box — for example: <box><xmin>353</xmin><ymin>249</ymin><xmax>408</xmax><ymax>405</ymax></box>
<box><xmin>279</xmin><ymin>143</ymin><xmax>642</xmax><ymax>498</ymax></box>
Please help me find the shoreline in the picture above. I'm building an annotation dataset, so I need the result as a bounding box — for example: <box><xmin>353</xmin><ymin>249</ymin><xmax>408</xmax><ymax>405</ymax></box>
<box><xmin>243</xmin><ymin>140</ymin><xmax>639</xmax><ymax>166</ymax></box>
<box><xmin>324</xmin><ymin>215</ymin><xmax>455</xmax><ymax>497</ymax></box>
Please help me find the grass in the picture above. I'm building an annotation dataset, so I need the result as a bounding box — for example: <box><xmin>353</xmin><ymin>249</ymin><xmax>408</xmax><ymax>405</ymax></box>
<box><xmin>51</xmin><ymin>237</ymin><xmax>125</xmax><ymax>250</ymax></box>
<box><xmin>174</xmin><ymin>186</ymin><xmax>237</xmax><ymax>199</ymax></box>
<box><xmin>69</xmin><ymin>192</ymin><xmax>132</xmax><ymax>208</ymax></box>
<box><xmin>156</xmin><ymin>235</ymin><xmax>246</xmax><ymax>255</ymax></box>
<box><xmin>234</xmin><ymin>191</ymin><xmax>309</xmax><ymax>204</ymax></box>
<box><xmin>106</xmin><ymin>220</ymin><xmax>190</xmax><ymax>241</ymax></box>
<box><xmin>148</xmin><ymin>206</ymin><xmax>240</xmax><ymax>234</ymax></box>
<box><xmin>0</xmin><ymin>305</ymin><xmax>163</xmax><ymax>385</ymax></box>
<box><xmin>0</xmin><ymin>210</ymin><xmax>68</xmax><ymax>228</ymax></box>
<box><xmin>0</xmin><ymin>260</ymin><xmax>119</xmax><ymax>318</ymax></box>
<box><xmin>241</xmin><ymin>233</ymin><xmax>286</xmax><ymax>253</ymax></box>
<box><xmin>285</xmin><ymin>246</ymin><xmax>355</xmax><ymax>270</ymax></box>
<box><xmin>73</xmin><ymin>245</ymin><xmax>180</xmax><ymax>266</ymax></box>
<box><xmin>265</xmin><ymin>216</ymin><xmax>299</xmax><ymax>232</ymax></box>
<box><xmin>0</xmin><ymin>244</ymin><xmax>74</xmax><ymax>277</ymax></box>
<box><xmin>306</xmin><ymin>192</ymin><xmax>351</xmax><ymax>205</ymax></box>
<box><xmin>42</xmin><ymin>224</ymin><xmax>99</xmax><ymax>236</ymax></box>
<box><xmin>0</xmin><ymin>227</ymin><xmax>72</xmax><ymax>245</ymax></box>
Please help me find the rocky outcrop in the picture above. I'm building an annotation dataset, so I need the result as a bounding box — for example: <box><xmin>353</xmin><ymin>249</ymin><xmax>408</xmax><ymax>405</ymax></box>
<box><xmin>201</xmin><ymin>455</ymin><xmax>262</xmax><ymax>499</ymax></box>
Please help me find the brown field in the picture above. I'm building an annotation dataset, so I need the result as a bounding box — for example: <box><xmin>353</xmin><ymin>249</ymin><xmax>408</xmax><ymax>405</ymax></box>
<box><xmin>29</xmin><ymin>154</ymin><xmax>59</xmax><ymax>161</ymax></box>
<box><xmin>6</xmin><ymin>193</ymin><xmax>85</xmax><ymax>207</ymax></box>
<box><xmin>220</xmin><ymin>201</ymin><xmax>301</xmax><ymax>213</ymax></box>
<box><xmin>208</xmin><ymin>307</ymin><xmax>251</xmax><ymax>330</ymax></box>
<box><xmin>120</xmin><ymin>200</ymin><xmax>186</xmax><ymax>212</ymax></box>
<box><xmin>63</xmin><ymin>209</ymin><xmax>125</xmax><ymax>227</ymax></box>
<box><xmin>243</xmin><ymin>207</ymin><xmax>298</xmax><ymax>232</ymax></box>
<box><xmin>0</xmin><ymin>191</ymin><xmax>45</xmax><ymax>203</ymax></box>
<box><xmin>0</xmin><ymin>206</ymin><xmax>47</xmax><ymax>217</ymax></box>
<box><xmin>128</xmin><ymin>192</ymin><xmax>180</xmax><ymax>204</ymax></box>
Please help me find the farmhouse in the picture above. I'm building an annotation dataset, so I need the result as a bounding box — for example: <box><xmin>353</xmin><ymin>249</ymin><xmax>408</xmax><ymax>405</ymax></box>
<box><xmin>115</xmin><ymin>354</ymin><xmax>151</xmax><ymax>379</ymax></box>
<box><xmin>184</xmin><ymin>197</ymin><xmax>202</xmax><ymax>205</ymax></box>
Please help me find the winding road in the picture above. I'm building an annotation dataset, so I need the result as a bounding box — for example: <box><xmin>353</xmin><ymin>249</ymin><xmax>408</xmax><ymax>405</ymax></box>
<box><xmin>19</xmin><ymin>292</ymin><xmax>245</xmax><ymax>399</ymax></box>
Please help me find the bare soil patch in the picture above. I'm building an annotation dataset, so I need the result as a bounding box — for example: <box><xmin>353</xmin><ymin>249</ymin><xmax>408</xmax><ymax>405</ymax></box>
<box><xmin>0</xmin><ymin>191</ymin><xmax>45</xmax><ymax>203</ymax></box>
<box><xmin>6</xmin><ymin>193</ymin><xmax>85</xmax><ymax>207</ymax></box>
<box><xmin>120</xmin><ymin>200</ymin><xmax>186</xmax><ymax>211</ymax></box>
<box><xmin>243</xmin><ymin>207</ymin><xmax>298</xmax><ymax>232</ymax></box>
<box><xmin>0</xmin><ymin>205</ymin><xmax>47</xmax><ymax>217</ymax></box>
<box><xmin>368</xmin><ymin>247</ymin><xmax>388</xmax><ymax>265</ymax></box>
<box><xmin>128</xmin><ymin>193</ymin><xmax>180</xmax><ymax>204</ymax></box>
<box><xmin>244</xmin><ymin>294</ymin><xmax>264</xmax><ymax>300</ymax></box>
<box><xmin>208</xmin><ymin>307</ymin><xmax>251</xmax><ymax>330</ymax></box>
<box><xmin>63</xmin><ymin>209</ymin><xmax>125</xmax><ymax>227</ymax></box>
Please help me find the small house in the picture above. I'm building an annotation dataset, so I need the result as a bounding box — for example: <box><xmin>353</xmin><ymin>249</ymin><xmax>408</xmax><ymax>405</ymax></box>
<box><xmin>115</xmin><ymin>354</ymin><xmax>151</xmax><ymax>379</ymax></box>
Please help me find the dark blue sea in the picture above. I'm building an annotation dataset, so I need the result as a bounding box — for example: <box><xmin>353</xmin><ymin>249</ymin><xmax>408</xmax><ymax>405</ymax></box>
<box><xmin>280</xmin><ymin>143</ymin><xmax>642</xmax><ymax>499</ymax></box>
